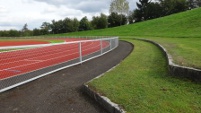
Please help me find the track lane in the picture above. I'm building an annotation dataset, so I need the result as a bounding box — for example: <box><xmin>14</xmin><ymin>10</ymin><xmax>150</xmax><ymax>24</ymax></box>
<box><xmin>0</xmin><ymin>40</ymin><xmax>109</xmax><ymax>80</ymax></box>
<box><xmin>0</xmin><ymin>41</ymin><xmax>94</xmax><ymax>62</ymax></box>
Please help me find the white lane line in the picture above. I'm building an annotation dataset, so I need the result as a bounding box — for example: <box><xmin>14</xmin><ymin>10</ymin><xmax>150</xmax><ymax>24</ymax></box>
<box><xmin>0</xmin><ymin>45</ymin><xmax>78</xmax><ymax>66</ymax></box>
<box><xmin>0</xmin><ymin>41</ymin><xmax>103</xmax><ymax>70</ymax></box>
<box><xmin>0</xmin><ymin>60</ymin><xmax>45</xmax><ymax>73</ymax></box>
<box><xmin>0</xmin><ymin>41</ymin><xmax>103</xmax><ymax>73</ymax></box>
<box><xmin>24</xmin><ymin>59</ymin><xmax>45</xmax><ymax>62</ymax></box>
<box><xmin>0</xmin><ymin>43</ymin><xmax>78</xmax><ymax>61</ymax></box>
<box><xmin>0</xmin><ymin>43</ymin><xmax>101</xmax><ymax>72</ymax></box>
<box><xmin>4</xmin><ymin>69</ymin><xmax>21</xmax><ymax>73</ymax></box>
<box><xmin>0</xmin><ymin>41</ymin><xmax>90</xmax><ymax>63</ymax></box>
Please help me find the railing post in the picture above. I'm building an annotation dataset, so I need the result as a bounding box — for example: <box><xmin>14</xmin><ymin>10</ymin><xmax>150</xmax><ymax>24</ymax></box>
<box><xmin>79</xmin><ymin>42</ymin><xmax>82</xmax><ymax>63</ymax></box>
<box><xmin>110</xmin><ymin>39</ymin><xmax>112</xmax><ymax>50</ymax></box>
<box><xmin>115</xmin><ymin>37</ymin><xmax>118</xmax><ymax>48</ymax></box>
<box><xmin>100</xmin><ymin>39</ymin><xmax>103</xmax><ymax>55</ymax></box>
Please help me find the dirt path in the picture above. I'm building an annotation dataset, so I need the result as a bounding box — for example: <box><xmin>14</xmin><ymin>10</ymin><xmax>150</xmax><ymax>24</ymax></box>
<box><xmin>0</xmin><ymin>41</ymin><xmax>133</xmax><ymax>113</ymax></box>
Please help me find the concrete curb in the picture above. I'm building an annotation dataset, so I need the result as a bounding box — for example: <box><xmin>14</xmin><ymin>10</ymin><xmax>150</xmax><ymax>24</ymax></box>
<box><xmin>82</xmin><ymin>67</ymin><xmax>126</xmax><ymax>113</ymax></box>
<box><xmin>81</xmin><ymin>62</ymin><xmax>127</xmax><ymax>113</ymax></box>
<box><xmin>82</xmin><ymin>84</ymin><xmax>125</xmax><ymax>113</ymax></box>
<box><xmin>82</xmin><ymin>41</ymin><xmax>134</xmax><ymax>113</ymax></box>
<box><xmin>136</xmin><ymin>38</ymin><xmax>201</xmax><ymax>82</ymax></box>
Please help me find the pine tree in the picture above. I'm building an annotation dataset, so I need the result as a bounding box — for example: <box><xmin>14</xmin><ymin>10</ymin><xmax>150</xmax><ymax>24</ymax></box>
<box><xmin>136</xmin><ymin>0</ymin><xmax>151</xmax><ymax>20</ymax></box>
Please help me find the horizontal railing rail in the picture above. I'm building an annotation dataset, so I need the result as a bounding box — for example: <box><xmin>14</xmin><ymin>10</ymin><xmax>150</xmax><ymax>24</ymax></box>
<box><xmin>0</xmin><ymin>37</ymin><xmax>119</xmax><ymax>93</ymax></box>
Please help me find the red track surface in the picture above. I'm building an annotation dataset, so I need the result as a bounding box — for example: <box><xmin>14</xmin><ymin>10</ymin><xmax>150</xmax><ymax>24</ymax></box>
<box><xmin>0</xmin><ymin>40</ymin><xmax>49</xmax><ymax>46</ymax></box>
<box><xmin>0</xmin><ymin>39</ymin><xmax>109</xmax><ymax>80</ymax></box>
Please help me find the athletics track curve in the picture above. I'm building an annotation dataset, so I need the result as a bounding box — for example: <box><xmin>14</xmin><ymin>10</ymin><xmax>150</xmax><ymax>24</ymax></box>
<box><xmin>0</xmin><ymin>41</ymin><xmax>133</xmax><ymax>113</ymax></box>
<box><xmin>0</xmin><ymin>39</ymin><xmax>109</xmax><ymax>80</ymax></box>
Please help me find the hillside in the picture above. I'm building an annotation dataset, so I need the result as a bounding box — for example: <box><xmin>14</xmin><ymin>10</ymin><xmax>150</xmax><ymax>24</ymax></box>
<box><xmin>54</xmin><ymin>7</ymin><xmax>201</xmax><ymax>113</ymax></box>
<box><xmin>59</xmin><ymin>8</ymin><xmax>201</xmax><ymax>69</ymax></box>
<box><xmin>63</xmin><ymin>7</ymin><xmax>201</xmax><ymax>38</ymax></box>
<box><xmin>64</xmin><ymin>8</ymin><xmax>201</xmax><ymax>113</ymax></box>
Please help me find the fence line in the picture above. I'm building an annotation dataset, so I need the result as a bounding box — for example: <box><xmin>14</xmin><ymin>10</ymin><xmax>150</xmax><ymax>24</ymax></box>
<box><xmin>0</xmin><ymin>37</ymin><xmax>119</xmax><ymax>93</ymax></box>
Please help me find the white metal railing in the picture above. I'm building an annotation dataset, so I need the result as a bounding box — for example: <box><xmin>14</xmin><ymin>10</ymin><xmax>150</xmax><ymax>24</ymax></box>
<box><xmin>0</xmin><ymin>37</ymin><xmax>119</xmax><ymax>93</ymax></box>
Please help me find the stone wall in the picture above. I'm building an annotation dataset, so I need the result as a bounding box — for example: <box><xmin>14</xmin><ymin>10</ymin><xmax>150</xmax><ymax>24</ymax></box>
<box><xmin>137</xmin><ymin>38</ymin><xmax>201</xmax><ymax>83</ymax></box>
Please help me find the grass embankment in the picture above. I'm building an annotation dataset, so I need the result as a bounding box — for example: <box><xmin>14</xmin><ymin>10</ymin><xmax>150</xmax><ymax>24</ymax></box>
<box><xmin>60</xmin><ymin>8</ymin><xmax>201</xmax><ymax>69</ymax></box>
<box><xmin>89</xmin><ymin>39</ymin><xmax>201</xmax><ymax>113</ymax></box>
<box><xmin>56</xmin><ymin>8</ymin><xmax>201</xmax><ymax>112</ymax></box>
<box><xmin>149</xmin><ymin>37</ymin><xmax>201</xmax><ymax>69</ymax></box>
<box><xmin>58</xmin><ymin>8</ymin><xmax>201</xmax><ymax>38</ymax></box>
<box><xmin>1</xmin><ymin>7</ymin><xmax>199</xmax><ymax>112</ymax></box>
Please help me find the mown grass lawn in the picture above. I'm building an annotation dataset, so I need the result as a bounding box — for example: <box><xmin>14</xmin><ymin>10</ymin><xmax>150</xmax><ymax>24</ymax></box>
<box><xmin>88</xmin><ymin>39</ymin><xmax>201</xmax><ymax>113</ymax></box>
<box><xmin>60</xmin><ymin>8</ymin><xmax>201</xmax><ymax>69</ymax></box>
<box><xmin>146</xmin><ymin>37</ymin><xmax>201</xmax><ymax>69</ymax></box>
<box><xmin>1</xmin><ymin>7</ymin><xmax>200</xmax><ymax>113</ymax></box>
<box><xmin>46</xmin><ymin>8</ymin><xmax>201</xmax><ymax>113</ymax></box>
<box><xmin>59</xmin><ymin>8</ymin><xmax>201</xmax><ymax>38</ymax></box>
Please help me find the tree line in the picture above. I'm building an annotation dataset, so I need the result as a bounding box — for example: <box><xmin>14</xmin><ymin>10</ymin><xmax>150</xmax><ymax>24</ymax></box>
<box><xmin>0</xmin><ymin>0</ymin><xmax>200</xmax><ymax>37</ymax></box>
<box><xmin>129</xmin><ymin>0</ymin><xmax>201</xmax><ymax>23</ymax></box>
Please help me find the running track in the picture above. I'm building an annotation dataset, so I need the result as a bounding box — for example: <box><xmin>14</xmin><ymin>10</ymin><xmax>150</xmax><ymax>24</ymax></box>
<box><xmin>0</xmin><ymin>39</ymin><xmax>109</xmax><ymax>80</ymax></box>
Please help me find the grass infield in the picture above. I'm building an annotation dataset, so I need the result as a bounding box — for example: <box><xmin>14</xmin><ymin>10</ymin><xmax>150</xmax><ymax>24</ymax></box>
<box><xmin>88</xmin><ymin>39</ymin><xmax>201</xmax><ymax>113</ymax></box>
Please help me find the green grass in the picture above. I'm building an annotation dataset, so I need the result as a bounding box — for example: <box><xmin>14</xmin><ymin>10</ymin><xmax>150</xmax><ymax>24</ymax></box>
<box><xmin>0</xmin><ymin>49</ymin><xmax>17</xmax><ymax>52</ymax></box>
<box><xmin>56</xmin><ymin>8</ymin><xmax>201</xmax><ymax>112</ymax></box>
<box><xmin>47</xmin><ymin>40</ymin><xmax>64</xmax><ymax>43</ymax></box>
<box><xmin>57</xmin><ymin>8</ymin><xmax>201</xmax><ymax>38</ymax></box>
<box><xmin>89</xmin><ymin>39</ymin><xmax>201</xmax><ymax>113</ymax></box>
<box><xmin>1</xmin><ymin>7</ymin><xmax>199</xmax><ymax>113</ymax></box>
<box><xmin>56</xmin><ymin>8</ymin><xmax>201</xmax><ymax>69</ymax></box>
<box><xmin>147</xmin><ymin>37</ymin><xmax>201</xmax><ymax>69</ymax></box>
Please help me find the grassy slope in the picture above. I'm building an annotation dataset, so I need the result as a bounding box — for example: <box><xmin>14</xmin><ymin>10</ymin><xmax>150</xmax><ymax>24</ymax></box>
<box><xmin>57</xmin><ymin>8</ymin><xmax>201</xmax><ymax>112</ymax></box>
<box><xmin>149</xmin><ymin>37</ymin><xmax>201</xmax><ymax>69</ymax></box>
<box><xmin>61</xmin><ymin>8</ymin><xmax>201</xmax><ymax>69</ymax></box>
<box><xmin>89</xmin><ymin>39</ymin><xmax>201</xmax><ymax>113</ymax></box>
<box><xmin>61</xmin><ymin>8</ymin><xmax>201</xmax><ymax>38</ymax></box>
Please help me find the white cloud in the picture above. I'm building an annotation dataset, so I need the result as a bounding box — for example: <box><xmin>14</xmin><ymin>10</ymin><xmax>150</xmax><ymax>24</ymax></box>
<box><xmin>0</xmin><ymin>0</ymin><xmax>138</xmax><ymax>30</ymax></box>
<box><xmin>0</xmin><ymin>6</ymin><xmax>8</xmax><ymax>13</ymax></box>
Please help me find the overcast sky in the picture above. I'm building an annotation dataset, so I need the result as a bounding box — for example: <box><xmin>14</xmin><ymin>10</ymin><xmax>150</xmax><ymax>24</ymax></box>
<box><xmin>0</xmin><ymin>0</ymin><xmax>138</xmax><ymax>30</ymax></box>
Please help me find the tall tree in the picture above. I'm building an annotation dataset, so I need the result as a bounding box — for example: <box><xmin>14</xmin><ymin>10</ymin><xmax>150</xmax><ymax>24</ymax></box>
<box><xmin>33</xmin><ymin>28</ymin><xmax>42</xmax><ymax>36</ymax></box>
<box><xmin>110</xmin><ymin>0</ymin><xmax>129</xmax><ymax>15</ymax></box>
<box><xmin>108</xmin><ymin>12</ymin><xmax>127</xmax><ymax>27</ymax></box>
<box><xmin>50</xmin><ymin>20</ymin><xmax>64</xmax><ymax>34</ymax></box>
<box><xmin>9</xmin><ymin>30</ymin><xmax>20</xmax><ymax>37</ymax></box>
<box><xmin>91</xmin><ymin>13</ymin><xmax>108</xmax><ymax>29</ymax></box>
<box><xmin>62</xmin><ymin>17</ymin><xmax>79</xmax><ymax>33</ymax></box>
<box><xmin>110</xmin><ymin>0</ymin><xmax>129</xmax><ymax>25</ymax></box>
<box><xmin>21</xmin><ymin>23</ymin><xmax>28</xmax><ymax>32</ymax></box>
<box><xmin>63</xmin><ymin>17</ymin><xmax>72</xmax><ymax>33</ymax></box>
<box><xmin>195</xmin><ymin>0</ymin><xmax>201</xmax><ymax>7</ymax></box>
<box><xmin>79</xmin><ymin>16</ymin><xmax>91</xmax><ymax>31</ymax></box>
<box><xmin>188</xmin><ymin>0</ymin><xmax>197</xmax><ymax>9</ymax></box>
<box><xmin>158</xmin><ymin>0</ymin><xmax>188</xmax><ymax>16</ymax></box>
<box><xmin>71</xmin><ymin>18</ymin><xmax>80</xmax><ymax>32</ymax></box>
<box><xmin>21</xmin><ymin>23</ymin><xmax>32</xmax><ymax>36</ymax></box>
<box><xmin>135</xmin><ymin>0</ymin><xmax>152</xmax><ymax>21</ymax></box>
<box><xmin>187</xmin><ymin>0</ymin><xmax>201</xmax><ymax>9</ymax></box>
<box><xmin>40</xmin><ymin>22</ymin><xmax>51</xmax><ymax>35</ymax></box>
